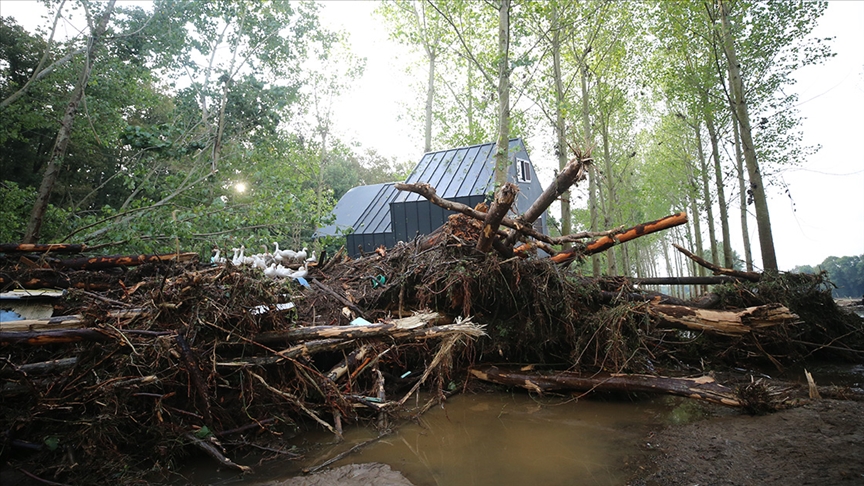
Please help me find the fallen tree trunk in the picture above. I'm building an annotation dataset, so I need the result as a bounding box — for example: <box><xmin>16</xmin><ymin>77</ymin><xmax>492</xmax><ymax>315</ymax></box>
<box><xmin>649</xmin><ymin>303</ymin><xmax>799</xmax><ymax>336</ymax></box>
<box><xmin>0</xmin><ymin>243</ymin><xmax>86</xmax><ymax>254</ymax></box>
<box><xmin>0</xmin><ymin>308</ymin><xmax>146</xmax><ymax>332</ymax></box>
<box><xmin>0</xmin><ymin>327</ymin><xmax>114</xmax><ymax>345</ymax></box>
<box><xmin>631</xmin><ymin>276</ymin><xmax>740</xmax><ymax>285</ymax></box>
<box><xmin>477</xmin><ymin>183</ymin><xmax>518</xmax><ymax>252</ymax></box>
<box><xmin>673</xmin><ymin>244</ymin><xmax>761</xmax><ymax>282</ymax></box>
<box><xmin>0</xmin><ymin>272</ymin><xmax>113</xmax><ymax>291</ymax></box>
<box><xmin>550</xmin><ymin>212</ymin><xmax>688</xmax><ymax>264</ymax></box>
<box><xmin>469</xmin><ymin>365</ymin><xmax>741</xmax><ymax>407</ymax></box>
<box><xmin>57</xmin><ymin>252</ymin><xmax>198</xmax><ymax>270</ymax></box>
<box><xmin>254</xmin><ymin>312</ymin><xmax>438</xmax><ymax>345</ymax></box>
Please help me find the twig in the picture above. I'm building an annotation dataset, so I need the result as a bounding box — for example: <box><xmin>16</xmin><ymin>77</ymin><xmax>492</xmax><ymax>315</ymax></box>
<box><xmin>184</xmin><ymin>433</ymin><xmax>252</xmax><ymax>473</ymax></box>
<box><xmin>249</xmin><ymin>372</ymin><xmax>338</xmax><ymax>437</ymax></box>
<box><xmin>302</xmin><ymin>433</ymin><xmax>390</xmax><ymax>475</ymax></box>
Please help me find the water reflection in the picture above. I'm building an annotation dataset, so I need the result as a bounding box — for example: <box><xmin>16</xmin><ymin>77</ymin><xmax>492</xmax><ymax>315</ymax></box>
<box><xmin>260</xmin><ymin>393</ymin><xmax>673</xmax><ymax>486</ymax></box>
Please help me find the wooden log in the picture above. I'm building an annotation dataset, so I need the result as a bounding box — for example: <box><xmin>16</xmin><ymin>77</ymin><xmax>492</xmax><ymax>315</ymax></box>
<box><xmin>0</xmin><ymin>308</ymin><xmax>146</xmax><ymax>332</ymax></box>
<box><xmin>0</xmin><ymin>327</ymin><xmax>113</xmax><ymax>345</ymax></box>
<box><xmin>630</xmin><ymin>276</ymin><xmax>740</xmax><ymax>285</ymax></box>
<box><xmin>255</xmin><ymin>311</ymin><xmax>436</xmax><ymax>344</ymax></box>
<box><xmin>550</xmin><ymin>212</ymin><xmax>688</xmax><ymax>264</ymax></box>
<box><xmin>0</xmin><ymin>357</ymin><xmax>78</xmax><ymax>377</ymax></box>
<box><xmin>469</xmin><ymin>365</ymin><xmax>741</xmax><ymax>407</ymax></box>
<box><xmin>218</xmin><ymin>321</ymin><xmax>485</xmax><ymax>367</ymax></box>
<box><xmin>395</xmin><ymin>182</ymin><xmax>555</xmax><ymax>245</ymax></box>
<box><xmin>0</xmin><ymin>273</ymin><xmax>113</xmax><ymax>291</ymax></box>
<box><xmin>0</xmin><ymin>243</ymin><xmax>86</xmax><ymax>254</ymax></box>
<box><xmin>672</xmin><ymin>243</ymin><xmax>761</xmax><ymax>282</ymax></box>
<box><xmin>477</xmin><ymin>183</ymin><xmax>518</xmax><ymax>252</ymax></box>
<box><xmin>255</xmin><ymin>323</ymin><xmax>399</xmax><ymax>344</ymax></box>
<box><xmin>503</xmin><ymin>156</ymin><xmax>591</xmax><ymax>246</ymax></box>
<box><xmin>649</xmin><ymin>303</ymin><xmax>799</xmax><ymax>336</ymax></box>
<box><xmin>175</xmin><ymin>334</ymin><xmax>212</xmax><ymax>424</ymax></box>
<box><xmin>326</xmin><ymin>345</ymin><xmax>372</xmax><ymax>382</ymax></box>
<box><xmin>56</xmin><ymin>252</ymin><xmax>198</xmax><ymax>270</ymax></box>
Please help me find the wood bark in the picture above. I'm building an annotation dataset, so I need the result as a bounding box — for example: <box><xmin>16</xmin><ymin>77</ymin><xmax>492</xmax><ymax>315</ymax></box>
<box><xmin>477</xmin><ymin>182</ymin><xmax>518</xmax><ymax>252</ymax></box>
<box><xmin>649</xmin><ymin>303</ymin><xmax>799</xmax><ymax>336</ymax></box>
<box><xmin>175</xmin><ymin>334</ymin><xmax>212</xmax><ymax>424</ymax></box>
<box><xmin>550</xmin><ymin>212</ymin><xmax>688</xmax><ymax>264</ymax></box>
<box><xmin>325</xmin><ymin>345</ymin><xmax>371</xmax><ymax>382</ymax></box>
<box><xmin>695</xmin><ymin>122</ymin><xmax>719</xmax><ymax>265</ymax></box>
<box><xmin>673</xmin><ymin>243</ymin><xmax>761</xmax><ymax>282</ymax></box>
<box><xmin>0</xmin><ymin>273</ymin><xmax>112</xmax><ymax>291</ymax></box>
<box><xmin>469</xmin><ymin>365</ymin><xmax>741</xmax><ymax>407</ymax></box>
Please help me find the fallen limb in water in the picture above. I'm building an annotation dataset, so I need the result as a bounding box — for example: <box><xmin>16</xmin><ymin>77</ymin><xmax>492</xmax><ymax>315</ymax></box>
<box><xmin>469</xmin><ymin>365</ymin><xmax>741</xmax><ymax>407</ymax></box>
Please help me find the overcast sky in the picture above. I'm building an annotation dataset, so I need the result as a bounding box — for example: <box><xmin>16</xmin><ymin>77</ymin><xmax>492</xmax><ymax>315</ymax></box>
<box><xmin>3</xmin><ymin>0</ymin><xmax>862</xmax><ymax>270</ymax></box>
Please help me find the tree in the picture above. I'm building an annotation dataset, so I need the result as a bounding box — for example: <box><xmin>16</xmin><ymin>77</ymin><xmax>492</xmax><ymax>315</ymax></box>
<box><xmin>23</xmin><ymin>0</ymin><xmax>117</xmax><ymax>243</ymax></box>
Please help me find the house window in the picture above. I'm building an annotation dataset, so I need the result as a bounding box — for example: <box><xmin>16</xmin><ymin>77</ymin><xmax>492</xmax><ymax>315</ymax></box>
<box><xmin>516</xmin><ymin>158</ymin><xmax>531</xmax><ymax>182</ymax></box>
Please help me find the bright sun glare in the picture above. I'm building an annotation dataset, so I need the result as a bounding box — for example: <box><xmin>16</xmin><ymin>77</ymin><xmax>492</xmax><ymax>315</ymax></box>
<box><xmin>235</xmin><ymin>182</ymin><xmax>247</xmax><ymax>193</ymax></box>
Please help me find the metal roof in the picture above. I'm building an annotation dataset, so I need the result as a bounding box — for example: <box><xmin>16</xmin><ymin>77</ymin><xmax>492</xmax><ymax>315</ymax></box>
<box><xmin>316</xmin><ymin>182</ymin><xmax>396</xmax><ymax>237</ymax></box>
<box><xmin>393</xmin><ymin>139</ymin><xmax>525</xmax><ymax>204</ymax></box>
<box><xmin>351</xmin><ymin>183</ymin><xmax>398</xmax><ymax>235</ymax></box>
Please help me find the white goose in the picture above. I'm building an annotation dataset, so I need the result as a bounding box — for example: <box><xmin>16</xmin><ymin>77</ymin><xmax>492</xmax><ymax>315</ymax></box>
<box><xmin>263</xmin><ymin>263</ymin><xmax>278</xmax><ymax>278</ymax></box>
<box><xmin>295</xmin><ymin>247</ymin><xmax>307</xmax><ymax>263</ymax></box>
<box><xmin>275</xmin><ymin>264</ymin><xmax>294</xmax><ymax>279</ymax></box>
<box><xmin>290</xmin><ymin>262</ymin><xmax>308</xmax><ymax>280</ymax></box>
<box><xmin>231</xmin><ymin>247</ymin><xmax>243</xmax><ymax>266</ymax></box>
<box><xmin>305</xmin><ymin>250</ymin><xmax>317</xmax><ymax>263</ymax></box>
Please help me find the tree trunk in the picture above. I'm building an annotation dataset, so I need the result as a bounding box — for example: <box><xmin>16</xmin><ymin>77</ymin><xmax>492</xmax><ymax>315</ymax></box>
<box><xmin>424</xmin><ymin>51</ymin><xmax>436</xmax><ymax>153</ymax></box>
<box><xmin>695</xmin><ymin>123</ymin><xmax>719</xmax><ymax>265</ymax></box>
<box><xmin>469</xmin><ymin>366</ymin><xmax>741</xmax><ymax>407</ymax></box>
<box><xmin>731</xmin><ymin>97</ymin><xmax>754</xmax><ymax>271</ymax></box>
<box><xmin>579</xmin><ymin>61</ymin><xmax>600</xmax><ymax>275</ymax></box>
<box><xmin>494</xmin><ymin>0</ymin><xmax>511</xmax><ymax>187</ymax></box>
<box><xmin>704</xmin><ymin>103</ymin><xmax>734</xmax><ymax>268</ymax></box>
<box><xmin>648</xmin><ymin>303</ymin><xmax>798</xmax><ymax>336</ymax></box>
<box><xmin>551</xmin><ymin>5</ymin><xmax>571</xmax><ymax>250</ymax></box>
<box><xmin>686</xmin><ymin>158</ymin><xmax>706</xmax><ymax>278</ymax></box>
<box><xmin>23</xmin><ymin>0</ymin><xmax>117</xmax><ymax>244</ymax></box>
<box><xmin>601</xmin><ymin>117</ymin><xmax>617</xmax><ymax>275</ymax></box>
<box><xmin>720</xmin><ymin>0</ymin><xmax>777</xmax><ymax>271</ymax></box>
<box><xmin>477</xmin><ymin>183</ymin><xmax>518</xmax><ymax>252</ymax></box>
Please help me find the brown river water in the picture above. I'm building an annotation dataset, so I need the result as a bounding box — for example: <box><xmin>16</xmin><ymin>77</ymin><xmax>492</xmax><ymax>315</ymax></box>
<box><xmin>184</xmin><ymin>392</ymin><xmax>698</xmax><ymax>486</ymax></box>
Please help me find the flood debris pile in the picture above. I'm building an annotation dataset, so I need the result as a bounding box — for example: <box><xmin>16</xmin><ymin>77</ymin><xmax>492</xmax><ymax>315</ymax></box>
<box><xmin>1</xmin><ymin>154</ymin><xmax>862</xmax><ymax>484</ymax></box>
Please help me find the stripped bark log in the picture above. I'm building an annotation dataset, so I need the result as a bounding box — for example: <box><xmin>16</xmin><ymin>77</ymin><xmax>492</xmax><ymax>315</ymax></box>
<box><xmin>469</xmin><ymin>365</ymin><xmax>741</xmax><ymax>407</ymax></box>
<box><xmin>0</xmin><ymin>243</ymin><xmax>86</xmax><ymax>254</ymax></box>
<box><xmin>673</xmin><ymin>243</ymin><xmax>761</xmax><ymax>282</ymax></box>
<box><xmin>649</xmin><ymin>303</ymin><xmax>799</xmax><ymax>336</ymax></box>
<box><xmin>0</xmin><ymin>308</ymin><xmax>145</xmax><ymax>332</ymax></box>
<box><xmin>477</xmin><ymin>183</ymin><xmax>518</xmax><ymax>252</ymax></box>
<box><xmin>254</xmin><ymin>312</ymin><xmax>438</xmax><ymax>345</ymax></box>
<box><xmin>550</xmin><ymin>212</ymin><xmax>688</xmax><ymax>264</ymax></box>
<box><xmin>503</xmin><ymin>156</ymin><xmax>591</xmax><ymax>246</ymax></box>
<box><xmin>326</xmin><ymin>345</ymin><xmax>372</xmax><ymax>382</ymax></box>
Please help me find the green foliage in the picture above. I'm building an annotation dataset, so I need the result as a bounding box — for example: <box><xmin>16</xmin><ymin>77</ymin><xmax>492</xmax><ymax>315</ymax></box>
<box><xmin>793</xmin><ymin>255</ymin><xmax>864</xmax><ymax>298</ymax></box>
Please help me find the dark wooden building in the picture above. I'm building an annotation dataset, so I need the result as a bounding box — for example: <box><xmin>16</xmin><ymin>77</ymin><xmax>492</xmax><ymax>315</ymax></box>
<box><xmin>317</xmin><ymin>138</ymin><xmax>548</xmax><ymax>258</ymax></box>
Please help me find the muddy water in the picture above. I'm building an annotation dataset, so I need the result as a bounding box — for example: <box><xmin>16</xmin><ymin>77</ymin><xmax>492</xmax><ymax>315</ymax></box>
<box><xmin>240</xmin><ymin>393</ymin><xmax>678</xmax><ymax>486</ymax></box>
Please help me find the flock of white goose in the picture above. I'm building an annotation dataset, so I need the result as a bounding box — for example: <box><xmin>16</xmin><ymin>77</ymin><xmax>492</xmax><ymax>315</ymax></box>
<box><xmin>211</xmin><ymin>242</ymin><xmax>315</xmax><ymax>280</ymax></box>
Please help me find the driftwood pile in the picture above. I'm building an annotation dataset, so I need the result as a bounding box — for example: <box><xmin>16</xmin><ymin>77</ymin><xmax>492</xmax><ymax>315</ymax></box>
<box><xmin>2</xmin><ymin>154</ymin><xmax>862</xmax><ymax>484</ymax></box>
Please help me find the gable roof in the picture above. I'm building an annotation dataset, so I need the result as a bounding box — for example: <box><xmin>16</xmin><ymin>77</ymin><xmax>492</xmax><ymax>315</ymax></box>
<box><xmin>393</xmin><ymin>138</ymin><xmax>526</xmax><ymax>204</ymax></box>
<box><xmin>316</xmin><ymin>182</ymin><xmax>396</xmax><ymax>237</ymax></box>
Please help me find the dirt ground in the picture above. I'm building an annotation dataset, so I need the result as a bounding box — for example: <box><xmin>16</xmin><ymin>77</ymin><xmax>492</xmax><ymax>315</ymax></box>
<box><xmin>631</xmin><ymin>398</ymin><xmax>864</xmax><ymax>485</ymax></box>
